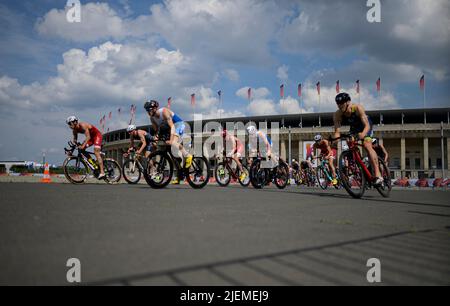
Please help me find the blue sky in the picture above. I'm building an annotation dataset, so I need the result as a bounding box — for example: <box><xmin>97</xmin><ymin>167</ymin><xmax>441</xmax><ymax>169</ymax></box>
<box><xmin>0</xmin><ymin>0</ymin><xmax>449</xmax><ymax>163</ymax></box>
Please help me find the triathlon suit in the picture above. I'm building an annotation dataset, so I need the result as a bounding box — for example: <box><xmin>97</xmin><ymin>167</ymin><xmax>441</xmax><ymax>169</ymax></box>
<box><xmin>152</xmin><ymin>108</ymin><xmax>185</xmax><ymax>137</ymax></box>
<box><xmin>138</xmin><ymin>131</ymin><xmax>156</xmax><ymax>152</ymax></box>
<box><xmin>292</xmin><ymin>162</ymin><xmax>300</xmax><ymax>171</ymax></box>
<box><xmin>225</xmin><ymin>135</ymin><xmax>244</xmax><ymax>157</ymax></box>
<box><xmin>341</xmin><ymin>105</ymin><xmax>373</xmax><ymax>141</ymax></box>
<box><xmin>75</xmin><ymin>124</ymin><xmax>102</xmax><ymax>148</ymax></box>
<box><xmin>315</xmin><ymin>141</ymin><xmax>336</xmax><ymax>159</ymax></box>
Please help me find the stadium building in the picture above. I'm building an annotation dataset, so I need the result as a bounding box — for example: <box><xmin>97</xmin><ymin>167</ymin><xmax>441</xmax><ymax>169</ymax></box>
<box><xmin>103</xmin><ymin>108</ymin><xmax>450</xmax><ymax>180</ymax></box>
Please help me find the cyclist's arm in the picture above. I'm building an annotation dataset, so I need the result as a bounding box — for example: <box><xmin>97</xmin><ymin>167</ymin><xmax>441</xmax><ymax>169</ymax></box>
<box><xmin>381</xmin><ymin>144</ymin><xmax>389</xmax><ymax>162</ymax></box>
<box><xmin>356</xmin><ymin>105</ymin><xmax>370</xmax><ymax>140</ymax></box>
<box><xmin>72</xmin><ymin>130</ymin><xmax>78</xmax><ymax>144</ymax></box>
<box><xmin>162</xmin><ymin>109</ymin><xmax>175</xmax><ymax>144</ymax></box>
<box><xmin>137</xmin><ymin>131</ymin><xmax>147</xmax><ymax>154</ymax></box>
<box><xmin>79</xmin><ymin>123</ymin><xmax>91</xmax><ymax>150</ymax></box>
<box><xmin>333</xmin><ymin>111</ymin><xmax>342</xmax><ymax>141</ymax></box>
<box><xmin>324</xmin><ymin>140</ymin><xmax>333</xmax><ymax>158</ymax></box>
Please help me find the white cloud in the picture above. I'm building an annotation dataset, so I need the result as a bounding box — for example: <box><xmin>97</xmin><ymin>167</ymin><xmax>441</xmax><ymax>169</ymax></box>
<box><xmin>247</xmin><ymin>99</ymin><xmax>278</xmax><ymax>116</ymax></box>
<box><xmin>223</xmin><ymin>69</ymin><xmax>240</xmax><ymax>82</ymax></box>
<box><xmin>236</xmin><ymin>87</ymin><xmax>270</xmax><ymax>100</ymax></box>
<box><xmin>277</xmin><ymin>65</ymin><xmax>289</xmax><ymax>82</ymax></box>
<box><xmin>36</xmin><ymin>3</ymin><xmax>129</xmax><ymax>42</ymax></box>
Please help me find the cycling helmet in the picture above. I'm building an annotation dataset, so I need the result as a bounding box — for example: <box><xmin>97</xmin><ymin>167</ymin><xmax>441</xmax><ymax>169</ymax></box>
<box><xmin>314</xmin><ymin>134</ymin><xmax>322</xmax><ymax>142</ymax></box>
<box><xmin>246</xmin><ymin>126</ymin><xmax>257</xmax><ymax>135</ymax></box>
<box><xmin>292</xmin><ymin>159</ymin><xmax>297</xmax><ymax>163</ymax></box>
<box><xmin>144</xmin><ymin>100</ymin><xmax>159</xmax><ymax>111</ymax></box>
<box><xmin>66</xmin><ymin>116</ymin><xmax>78</xmax><ymax>125</ymax></box>
<box><xmin>335</xmin><ymin>92</ymin><xmax>351</xmax><ymax>105</ymax></box>
<box><xmin>372</xmin><ymin>138</ymin><xmax>379</xmax><ymax>145</ymax></box>
<box><xmin>127</xmin><ymin>125</ymin><xmax>137</xmax><ymax>133</ymax></box>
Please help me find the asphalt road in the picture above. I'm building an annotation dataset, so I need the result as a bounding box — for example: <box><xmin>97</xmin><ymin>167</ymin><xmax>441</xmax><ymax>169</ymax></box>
<box><xmin>1</xmin><ymin>182</ymin><xmax>449</xmax><ymax>286</ymax></box>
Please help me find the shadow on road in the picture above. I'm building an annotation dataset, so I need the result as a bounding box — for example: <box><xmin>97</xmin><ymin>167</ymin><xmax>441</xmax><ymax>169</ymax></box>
<box><xmin>86</xmin><ymin>227</ymin><xmax>450</xmax><ymax>286</ymax></box>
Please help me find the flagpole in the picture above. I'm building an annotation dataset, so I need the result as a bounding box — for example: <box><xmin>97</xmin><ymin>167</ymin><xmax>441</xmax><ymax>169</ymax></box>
<box><xmin>424</xmin><ymin>76</ymin><xmax>426</xmax><ymax>124</ymax></box>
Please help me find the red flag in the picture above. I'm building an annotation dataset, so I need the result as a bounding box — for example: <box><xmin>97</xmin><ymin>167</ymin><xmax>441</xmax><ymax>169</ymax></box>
<box><xmin>168</xmin><ymin>97</ymin><xmax>172</xmax><ymax>109</ymax></box>
<box><xmin>108</xmin><ymin>111</ymin><xmax>112</xmax><ymax>119</ymax></box>
<box><xmin>298</xmin><ymin>83</ymin><xmax>302</xmax><ymax>97</ymax></box>
<box><xmin>356</xmin><ymin>80</ymin><xmax>360</xmax><ymax>94</ymax></box>
<box><xmin>247</xmin><ymin>87</ymin><xmax>252</xmax><ymax>101</ymax></box>
<box><xmin>280</xmin><ymin>84</ymin><xmax>284</xmax><ymax>99</ymax></box>
<box><xmin>316</xmin><ymin>82</ymin><xmax>321</xmax><ymax>95</ymax></box>
<box><xmin>419</xmin><ymin>75</ymin><xmax>425</xmax><ymax>91</ymax></box>
<box><xmin>376</xmin><ymin>78</ymin><xmax>381</xmax><ymax>92</ymax></box>
<box><xmin>336</xmin><ymin>80</ymin><xmax>340</xmax><ymax>93</ymax></box>
<box><xmin>191</xmin><ymin>94</ymin><xmax>195</xmax><ymax>106</ymax></box>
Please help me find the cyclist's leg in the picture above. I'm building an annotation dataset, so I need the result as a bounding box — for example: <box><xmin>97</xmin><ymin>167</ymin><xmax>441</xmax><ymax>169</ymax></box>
<box><xmin>327</xmin><ymin>156</ymin><xmax>337</xmax><ymax>178</ymax></box>
<box><xmin>90</xmin><ymin>135</ymin><xmax>105</xmax><ymax>175</ymax></box>
<box><xmin>363</xmin><ymin>137</ymin><xmax>381</xmax><ymax>179</ymax></box>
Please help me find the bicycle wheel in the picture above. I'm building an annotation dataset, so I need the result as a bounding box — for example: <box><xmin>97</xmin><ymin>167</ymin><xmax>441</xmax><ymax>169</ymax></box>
<box><xmin>250</xmin><ymin>160</ymin><xmax>265</xmax><ymax>189</ymax></box>
<box><xmin>103</xmin><ymin>159</ymin><xmax>122</xmax><ymax>184</ymax></box>
<box><xmin>375</xmin><ymin>158</ymin><xmax>392</xmax><ymax>198</ymax></box>
<box><xmin>187</xmin><ymin>156</ymin><xmax>210</xmax><ymax>189</ymax></box>
<box><xmin>63</xmin><ymin>156</ymin><xmax>89</xmax><ymax>184</ymax></box>
<box><xmin>339</xmin><ymin>151</ymin><xmax>366</xmax><ymax>198</ymax></box>
<box><xmin>122</xmin><ymin>158</ymin><xmax>141</xmax><ymax>184</ymax></box>
<box><xmin>238</xmin><ymin>165</ymin><xmax>251</xmax><ymax>187</ymax></box>
<box><xmin>316</xmin><ymin>166</ymin><xmax>329</xmax><ymax>190</ymax></box>
<box><xmin>214</xmin><ymin>162</ymin><xmax>230</xmax><ymax>187</ymax></box>
<box><xmin>274</xmin><ymin>162</ymin><xmax>289</xmax><ymax>189</ymax></box>
<box><xmin>144</xmin><ymin>151</ymin><xmax>173</xmax><ymax>189</ymax></box>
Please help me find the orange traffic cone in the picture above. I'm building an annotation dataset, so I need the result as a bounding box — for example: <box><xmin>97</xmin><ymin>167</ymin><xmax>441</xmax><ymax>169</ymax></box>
<box><xmin>41</xmin><ymin>163</ymin><xmax>52</xmax><ymax>183</ymax></box>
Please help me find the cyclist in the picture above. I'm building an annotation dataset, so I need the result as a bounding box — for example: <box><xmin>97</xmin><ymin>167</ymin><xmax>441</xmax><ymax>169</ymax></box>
<box><xmin>291</xmin><ymin>159</ymin><xmax>300</xmax><ymax>182</ymax></box>
<box><xmin>66</xmin><ymin>116</ymin><xmax>105</xmax><ymax>179</ymax></box>
<box><xmin>125</xmin><ymin>125</ymin><xmax>157</xmax><ymax>159</ymax></box>
<box><xmin>222</xmin><ymin>129</ymin><xmax>246</xmax><ymax>181</ymax></box>
<box><xmin>333</xmin><ymin>92</ymin><xmax>382</xmax><ymax>185</ymax></box>
<box><xmin>144</xmin><ymin>100</ymin><xmax>193</xmax><ymax>168</ymax></box>
<box><xmin>311</xmin><ymin>134</ymin><xmax>338</xmax><ymax>185</ymax></box>
<box><xmin>372</xmin><ymin>138</ymin><xmax>389</xmax><ymax>165</ymax></box>
<box><xmin>246</xmin><ymin>126</ymin><xmax>273</xmax><ymax>161</ymax></box>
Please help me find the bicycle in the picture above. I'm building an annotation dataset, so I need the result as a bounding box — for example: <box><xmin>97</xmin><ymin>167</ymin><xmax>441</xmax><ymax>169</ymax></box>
<box><xmin>315</xmin><ymin>156</ymin><xmax>341</xmax><ymax>190</ymax></box>
<box><xmin>333</xmin><ymin>134</ymin><xmax>391</xmax><ymax>198</ymax></box>
<box><xmin>63</xmin><ymin>141</ymin><xmax>122</xmax><ymax>184</ymax></box>
<box><xmin>122</xmin><ymin>148</ymin><xmax>148</xmax><ymax>184</ymax></box>
<box><xmin>249</xmin><ymin>154</ymin><xmax>289</xmax><ymax>189</ymax></box>
<box><xmin>214</xmin><ymin>150</ymin><xmax>250</xmax><ymax>187</ymax></box>
<box><xmin>144</xmin><ymin>140</ymin><xmax>210</xmax><ymax>189</ymax></box>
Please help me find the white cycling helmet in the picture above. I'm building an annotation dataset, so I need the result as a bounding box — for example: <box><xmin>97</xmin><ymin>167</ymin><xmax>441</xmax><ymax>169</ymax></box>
<box><xmin>314</xmin><ymin>134</ymin><xmax>322</xmax><ymax>142</ymax></box>
<box><xmin>66</xmin><ymin>116</ymin><xmax>78</xmax><ymax>125</ymax></box>
<box><xmin>246</xmin><ymin>126</ymin><xmax>257</xmax><ymax>135</ymax></box>
<box><xmin>127</xmin><ymin>124</ymin><xmax>137</xmax><ymax>133</ymax></box>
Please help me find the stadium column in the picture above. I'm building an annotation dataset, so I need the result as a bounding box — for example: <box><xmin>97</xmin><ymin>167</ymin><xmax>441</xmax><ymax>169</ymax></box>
<box><xmin>447</xmin><ymin>138</ymin><xmax>450</xmax><ymax>178</ymax></box>
<box><xmin>401</xmin><ymin>138</ymin><xmax>406</xmax><ymax>177</ymax></box>
<box><xmin>423</xmin><ymin>137</ymin><xmax>429</xmax><ymax>172</ymax></box>
<box><xmin>281</xmin><ymin>140</ymin><xmax>287</xmax><ymax>161</ymax></box>
<box><xmin>298</xmin><ymin>140</ymin><xmax>303</xmax><ymax>161</ymax></box>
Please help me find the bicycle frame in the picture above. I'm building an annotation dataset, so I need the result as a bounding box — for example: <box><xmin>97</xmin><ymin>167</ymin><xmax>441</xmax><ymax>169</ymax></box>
<box><xmin>345</xmin><ymin>138</ymin><xmax>375</xmax><ymax>183</ymax></box>
<box><xmin>317</xmin><ymin>158</ymin><xmax>334</xmax><ymax>182</ymax></box>
<box><xmin>219</xmin><ymin>152</ymin><xmax>241</xmax><ymax>180</ymax></box>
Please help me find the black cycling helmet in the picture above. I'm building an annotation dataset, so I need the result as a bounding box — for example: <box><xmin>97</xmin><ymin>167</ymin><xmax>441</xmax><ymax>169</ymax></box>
<box><xmin>144</xmin><ymin>100</ymin><xmax>159</xmax><ymax>111</ymax></box>
<box><xmin>335</xmin><ymin>92</ymin><xmax>351</xmax><ymax>105</ymax></box>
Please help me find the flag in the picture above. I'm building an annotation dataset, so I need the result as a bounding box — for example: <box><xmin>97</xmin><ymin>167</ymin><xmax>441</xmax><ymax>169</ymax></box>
<box><xmin>247</xmin><ymin>87</ymin><xmax>252</xmax><ymax>101</ymax></box>
<box><xmin>118</xmin><ymin>108</ymin><xmax>121</xmax><ymax>114</ymax></box>
<box><xmin>218</xmin><ymin>90</ymin><xmax>222</xmax><ymax>98</ymax></box>
<box><xmin>336</xmin><ymin>80</ymin><xmax>340</xmax><ymax>93</ymax></box>
<box><xmin>168</xmin><ymin>97</ymin><xmax>172</xmax><ymax>109</ymax></box>
<box><xmin>316</xmin><ymin>82</ymin><xmax>321</xmax><ymax>95</ymax></box>
<box><xmin>376</xmin><ymin>78</ymin><xmax>381</xmax><ymax>92</ymax></box>
<box><xmin>298</xmin><ymin>83</ymin><xmax>302</xmax><ymax>97</ymax></box>
<box><xmin>419</xmin><ymin>75</ymin><xmax>425</xmax><ymax>91</ymax></box>
<box><xmin>191</xmin><ymin>93</ymin><xmax>195</xmax><ymax>106</ymax></box>
<box><xmin>280</xmin><ymin>84</ymin><xmax>284</xmax><ymax>99</ymax></box>
<box><xmin>108</xmin><ymin>111</ymin><xmax>112</xmax><ymax>119</ymax></box>
<box><xmin>356</xmin><ymin>80</ymin><xmax>360</xmax><ymax>94</ymax></box>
